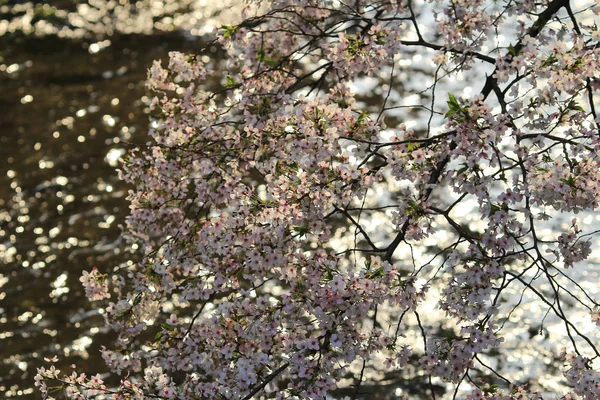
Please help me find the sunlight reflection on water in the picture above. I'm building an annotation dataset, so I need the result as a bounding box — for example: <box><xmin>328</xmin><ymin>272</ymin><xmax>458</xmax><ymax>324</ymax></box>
<box><xmin>0</xmin><ymin>1</ymin><xmax>241</xmax><ymax>397</ymax></box>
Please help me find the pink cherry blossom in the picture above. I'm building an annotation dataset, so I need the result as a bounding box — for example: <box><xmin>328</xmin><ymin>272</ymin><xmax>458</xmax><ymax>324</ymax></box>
<box><xmin>36</xmin><ymin>0</ymin><xmax>600</xmax><ymax>399</ymax></box>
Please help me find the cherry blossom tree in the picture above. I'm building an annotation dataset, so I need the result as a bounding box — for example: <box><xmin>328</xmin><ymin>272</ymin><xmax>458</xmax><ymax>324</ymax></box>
<box><xmin>36</xmin><ymin>0</ymin><xmax>600</xmax><ymax>398</ymax></box>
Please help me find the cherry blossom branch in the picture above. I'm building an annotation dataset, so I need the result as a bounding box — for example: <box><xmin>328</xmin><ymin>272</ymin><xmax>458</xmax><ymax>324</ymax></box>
<box><xmin>241</xmin><ymin>363</ymin><xmax>289</xmax><ymax>400</ymax></box>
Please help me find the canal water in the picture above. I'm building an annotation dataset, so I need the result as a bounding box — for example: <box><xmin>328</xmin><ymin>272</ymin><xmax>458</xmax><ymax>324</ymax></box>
<box><xmin>0</xmin><ymin>1</ymin><xmax>240</xmax><ymax>397</ymax></box>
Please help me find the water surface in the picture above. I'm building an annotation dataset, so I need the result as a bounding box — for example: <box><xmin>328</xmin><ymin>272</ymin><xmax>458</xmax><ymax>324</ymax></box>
<box><xmin>0</xmin><ymin>2</ymin><xmax>229</xmax><ymax>396</ymax></box>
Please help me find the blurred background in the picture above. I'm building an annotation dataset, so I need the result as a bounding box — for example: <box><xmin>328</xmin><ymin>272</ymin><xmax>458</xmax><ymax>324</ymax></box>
<box><xmin>0</xmin><ymin>1</ymin><xmax>241</xmax><ymax>397</ymax></box>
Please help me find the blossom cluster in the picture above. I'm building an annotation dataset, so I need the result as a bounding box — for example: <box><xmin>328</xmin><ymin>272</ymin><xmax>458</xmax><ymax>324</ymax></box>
<box><xmin>36</xmin><ymin>0</ymin><xmax>600</xmax><ymax>398</ymax></box>
<box><xmin>79</xmin><ymin>267</ymin><xmax>110</xmax><ymax>301</ymax></box>
<box><xmin>564</xmin><ymin>353</ymin><xmax>600</xmax><ymax>399</ymax></box>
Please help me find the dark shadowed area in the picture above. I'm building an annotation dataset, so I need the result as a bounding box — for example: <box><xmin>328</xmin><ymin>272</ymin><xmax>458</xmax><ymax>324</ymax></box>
<box><xmin>0</xmin><ymin>1</ymin><xmax>231</xmax><ymax>397</ymax></box>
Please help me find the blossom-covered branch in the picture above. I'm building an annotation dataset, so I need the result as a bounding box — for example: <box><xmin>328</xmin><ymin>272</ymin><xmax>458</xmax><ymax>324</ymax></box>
<box><xmin>38</xmin><ymin>0</ymin><xmax>600</xmax><ymax>399</ymax></box>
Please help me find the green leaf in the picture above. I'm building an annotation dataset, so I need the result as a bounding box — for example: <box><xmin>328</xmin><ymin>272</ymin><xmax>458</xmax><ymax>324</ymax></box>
<box><xmin>455</xmin><ymin>163</ymin><xmax>469</xmax><ymax>176</ymax></box>
<box><xmin>487</xmin><ymin>384</ymin><xmax>499</xmax><ymax>394</ymax></box>
<box><xmin>489</xmin><ymin>204</ymin><xmax>500</xmax><ymax>216</ymax></box>
<box><xmin>445</xmin><ymin>93</ymin><xmax>462</xmax><ymax>118</ymax></box>
<box><xmin>507</xmin><ymin>43</ymin><xmax>520</xmax><ymax>57</ymax></box>
<box><xmin>447</xmin><ymin>93</ymin><xmax>459</xmax><ymax>108</ymax></box>
<box><xmin>560</xmin><ymin>175</ymin><xmax>576</xmax><ymax>187</ymax></box>
<box><xmin>224</xmin><ymin>76</ymin><xmax>237</xmax><ymax>89</ymax></box>
<box><xmin>357</xmin><ymin>111</ymin><xmax>370</xmax><ymax>123</ymax></box>
<box><xmin>568</xmin><ymin>101</ymin><xmax>584</xmax><ymax>112</ymax></box>
<box><xmin>221</xmin><ymin>25</ymin><xmax>238</xmax><ymax>38</ymax></box>
<box><xmin>444</xmin><ymin>332</ymin><xmax>457</xmax><ymax>343</ymax></box>
<box><xmin>263</xmin><ymin>58</ymin><xmax>279</xmax><ymax>67</ymax></box>
<box><xmin>365</xmin><ymin>268</ymin><xmax>384</xmax><ymax>279</ymax></box>
<box><xmin>257</xmin><ymin>49</ymin><xmax>279</xmax><ymax>67</ymax></box>
<box><xmin>293</xmin><ymin>225</ymin><xmax>310</xmax><ymax>236</ymax></box>
<box><xmin>541</xmin><ymin>53</ymin><xmax>558</xmax><ymax>68</ymax></box>
<box><xmin>161</xmin><ymin>323</ymin><xmax>176</xmax><ymax>331</ymax></box>
<box><xmin>488</xmin><ymin>202</ymin><xmax>508</xmax><ymax>217</ymax></box>
<box><xmin>347</xmin><ymin>36</ymin><xmax>364</xmax><ymax>56</ymax></box>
